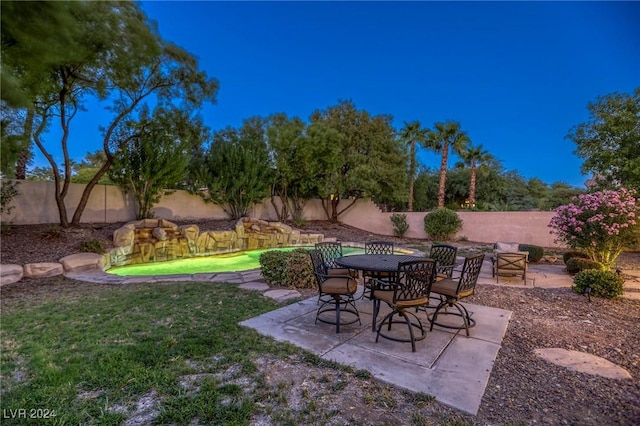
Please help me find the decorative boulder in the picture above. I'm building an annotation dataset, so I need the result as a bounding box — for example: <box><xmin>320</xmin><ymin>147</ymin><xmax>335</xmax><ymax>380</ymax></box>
<box><xmin>0</xmin><ymin>264</ymin><xmax>24</xmax><ymax>285</ymax></box>
<box><xmin>24</xmin><ymin>262</ymin><xmax>64</xmax><ymax>278</ymax></box>
<box><xmin>59</xmin><ymin>253</ymin><xmax>103</xmax><ymax>273</ymax></box>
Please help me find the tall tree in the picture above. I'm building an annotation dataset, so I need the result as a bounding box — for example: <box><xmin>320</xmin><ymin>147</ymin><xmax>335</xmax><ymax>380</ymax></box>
<box><xmin>457</xmin><ymin>143</ymin><xmax>492</xmax><ymax>207</ymax></box>
<box><xmin>109</xmin><ymin>106</ymin><xmax>207</xmax><ymax>219</ymax></box>
<box><xmin>265</xmin><ymin>114</ymin><xmax>315</xmax><ymax>222</ymax></box>
<box><xmin>4</xmin><ymin>2</ymin><xmax>218</xmax><ymax>227</ymax></box>
<box><xmin>399</xmin><ymin>121</ymin><xmax>427</xmax><ymax>212</ymax></box>
<box><xmin>426</xmin><ymin>121</ymin><xmax>471</xmax><ymax>208</ymax></box>
<box><xmin>567</xmin><ymin>88</ymin><xmax>640</xmax><ymax>190</ymax></box>
<box><xmin>310</xmin><ymin>100</ymin><xmax>406</xmax><ymax>221</ymax></box>
<box><xmin>190</xmin><ymin>123</ymin><xmax>271</xmax><ymax>220</ymax></box>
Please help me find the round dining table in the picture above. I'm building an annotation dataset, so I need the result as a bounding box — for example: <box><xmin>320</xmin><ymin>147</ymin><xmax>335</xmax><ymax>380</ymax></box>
<box><xmin>334</xmin><ymin>254</ymin><xmax>423</xmax><ymax>273</ymax></box>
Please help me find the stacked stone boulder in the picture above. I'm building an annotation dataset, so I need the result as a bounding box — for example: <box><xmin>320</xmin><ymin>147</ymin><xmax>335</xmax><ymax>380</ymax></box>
<box><xmin>0</xmin><ymin>217</ymin><xmax>326</xmax><ymax>285</ymax></box>
<box><xmin>106</xmin><ymin>217</ymin><xmax>324</xmax><ymax>268</ymax></box>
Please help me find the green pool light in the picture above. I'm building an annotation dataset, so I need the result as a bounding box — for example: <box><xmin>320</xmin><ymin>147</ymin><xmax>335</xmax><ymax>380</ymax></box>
<box><xmin>107</xmin><ymin>246</ymin><xmax>366</xmax><ymax>276</ymax></box>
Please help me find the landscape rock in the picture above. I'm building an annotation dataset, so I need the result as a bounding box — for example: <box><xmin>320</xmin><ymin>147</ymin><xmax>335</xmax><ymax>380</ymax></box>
<box><xmin>0</xmin><ymin>264</ymin><xmax>24</xmax><ymax>285</ymax></box>
<box><xmin>59</xmin><ymin>253</ymin><xmax>103</xmax><ymax>272</ymax></box>
<box><xmin>23</xmin><ymin>262</ymin><xmax>64</xmax><ymax>278</ymax></box>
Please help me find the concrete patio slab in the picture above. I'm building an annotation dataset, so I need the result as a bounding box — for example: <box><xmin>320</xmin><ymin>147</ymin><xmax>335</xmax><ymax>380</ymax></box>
<box><xmin>240</xmin><ymin>290</ymin><xmax>512</xmax><ymax>415</ymax></box>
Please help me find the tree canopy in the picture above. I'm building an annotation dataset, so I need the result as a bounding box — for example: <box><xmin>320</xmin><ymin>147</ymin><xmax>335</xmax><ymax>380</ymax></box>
<box><xmin>310</xmin><ymin>100</ymin><xmax>407</xmax><ymax>221</ymax></box>
<box><xmin>567</xmin><ymin>88</ymin><xmax>640</xmax><ymax>190</ymax></box>
<box><xmin>1</xmin><ymin>1</ymin><xmax>219</xmax><ymax>226</ymax></box>
<box><xmin>109</xmin><ymin>106</ymin><xmax>208</xmax><ymax>219</ymax></box>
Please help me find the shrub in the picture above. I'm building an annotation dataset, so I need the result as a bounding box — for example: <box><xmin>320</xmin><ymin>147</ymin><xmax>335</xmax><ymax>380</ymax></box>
<box><xmin>282</xmin><ymin>248</ymin><xmax>316</xmax><ymax>289</ymax></box>
<box><xmin>79</xmin><ymin>239</ymin><xmax>105</xmax><ymax>254</ymax></box>
<box><xmin>549</xmin><ymin>188</ymin><xmax>640</xmax><ymax>269</ymax></box>
<box><xmin>424</xmin><ymin>208</ymin><xmax>463</xmax><ymax>241</ymax></box>
<box><xmin>0</xmin><ymin>179</ymin><xmax>20</xmax><ymax>215</ymax></box>
<box><xmin>259</xmin><ymin>248</ymin><xmax>316</xmax><ymax>289</ymax></box>
<box><xmin>562</xmin><ymin>250</ymin><xmax>590</xmax><ymax>264</ymax></box>
<box><xmin>565</xmin><ymin>257</ymin><xmax>605</xmax><ymax>274</ymax></box>
<box><xmin>518</xmin><ymin>244</ymin><xmax>544</xmax><ymax>262</ymax></box>
<box><xmin>259</xmin><ymin>250</ymin><xmax>289</xmax><ymax>286</ymax></box>
<box><xmin>40</xmin><ymin>226</ymin><xmax>63</xmax><ymax>240</ymax></box>
<box><xmin>390</xmin><ymin>213</ymin><xmax>409</xmax><ymax>237</ymax></box>
<box><xmin>573</xmin><ymin>269</ymin><xmax>624</xmax><ymax>299</ymax></box>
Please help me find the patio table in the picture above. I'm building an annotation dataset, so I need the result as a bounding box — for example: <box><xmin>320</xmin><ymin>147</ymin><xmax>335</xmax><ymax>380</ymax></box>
<box><xmin>335</xmin><ymin>254</ymin><xmax>423</xmax><ymax>331</ymax></box>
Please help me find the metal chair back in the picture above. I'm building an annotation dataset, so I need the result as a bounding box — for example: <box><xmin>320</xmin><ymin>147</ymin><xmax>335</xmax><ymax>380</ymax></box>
<box><xmin>430</xmin><ymin>244</ymin><xmax>458</xmax><ymax>278</ymax></box>
<box><xmin>393</xmin><ymin>259</ymin><xmax>437</xmax><ymax>303</ymax></box>
<box><xmin>365</xmin><ymin>240</ymin><xmax>394</xmax><ymax>255</ymax></box>
<box><xmin>455</xmin><ymin>253</ymin><xmax>485</xmax><ymax>297</ymax></box>
<box><xmin>315</xmin><ymin>242</ymin><xmax>343</xmax><ymax>269</ymax></box>
<box><xmin>309</xmin><ymin>249</ymin><xmax>328</xmax><ymax>285</ymax></box>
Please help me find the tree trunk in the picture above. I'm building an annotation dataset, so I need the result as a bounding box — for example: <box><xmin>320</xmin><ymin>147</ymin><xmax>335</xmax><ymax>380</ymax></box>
<box><xmin>70</xmin><ymin>157</ymin><xmax>113</xmax><ymax>226</ymax></box>
<box><xmin>331</xmin><ymin>197</ymin><xmax>339</xmax><ymax>222</ymax></box>
<box><xmin>437</xmin><ymin>144</ymin><xmax>449</xmax><ymax>208</ymax></box>
<box><xmin>469</xmin><ymin>162</ymin><xmax>477</xmax><ymax>207</ymax></box>
<box><xmin>408</xmin><ymin>140</ymin><xmax>415</xmax><ymax>212</ymax></box>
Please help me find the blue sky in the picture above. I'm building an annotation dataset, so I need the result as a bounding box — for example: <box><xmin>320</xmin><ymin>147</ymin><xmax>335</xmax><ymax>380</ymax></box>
<box><xmin>34</xmin><ymin>1</ymin><xmax>639</xmax><ymax>188</ymax></box>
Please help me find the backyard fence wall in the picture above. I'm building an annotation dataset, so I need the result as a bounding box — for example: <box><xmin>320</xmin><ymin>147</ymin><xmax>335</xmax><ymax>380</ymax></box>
<box><xmin>1</xmin><ymin>180</ymin><xmax>561</xmax><ymax>247</ymax></box>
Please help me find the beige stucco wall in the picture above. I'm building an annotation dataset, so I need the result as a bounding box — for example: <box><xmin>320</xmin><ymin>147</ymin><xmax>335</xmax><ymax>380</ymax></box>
<box><xmin>1</xmin><ymin>180</ymin><xmax>561</xmax><ymax>247</ymax></box>
<box><xmin>1</xmin><ymin>180</ymin><xmax>136</xmax><ymax>224</ymax></box>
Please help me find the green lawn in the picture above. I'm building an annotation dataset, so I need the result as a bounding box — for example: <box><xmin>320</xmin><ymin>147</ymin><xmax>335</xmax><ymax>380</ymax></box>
<box><xmin>0</xmin><ymin>278</ymin><xmax>326</xmax><ymax>425</ymax></box>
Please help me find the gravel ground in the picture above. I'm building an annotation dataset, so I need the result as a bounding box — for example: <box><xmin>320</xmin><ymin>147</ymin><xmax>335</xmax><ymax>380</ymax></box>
<box><xmin>1</xmin><ymin>220</ymin><xmax>639</xmax><ymax>425</ymax></box>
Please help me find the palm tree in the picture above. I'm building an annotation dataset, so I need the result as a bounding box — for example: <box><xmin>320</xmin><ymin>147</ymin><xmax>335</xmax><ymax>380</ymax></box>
<box><xmin>426</xmin><ymin>121</ymin><xmax>471</xmax><ymax>208</ymax></box>
<box><xmin>399</xmin><ymin>120</ymin><xmax>427</xmax><ymax>211</ymax></box>
<box><xmin>458</xmin><ymin>143</ymin><xmax>492</xmax><ymax>207</ymax></box>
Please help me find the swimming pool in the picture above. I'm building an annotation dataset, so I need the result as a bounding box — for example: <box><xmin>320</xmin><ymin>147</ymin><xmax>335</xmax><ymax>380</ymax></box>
<box><xmin>107</xmin><ymin>246</ymin><xmax>366</xmax><ymax>276</ymax></box>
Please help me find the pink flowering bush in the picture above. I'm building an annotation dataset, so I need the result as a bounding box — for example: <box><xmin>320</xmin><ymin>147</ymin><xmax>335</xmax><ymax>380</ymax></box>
<box><xmin>549</xmin><ymin>188</ymin><xmax>640</xmax><ymax>269</ymax></box>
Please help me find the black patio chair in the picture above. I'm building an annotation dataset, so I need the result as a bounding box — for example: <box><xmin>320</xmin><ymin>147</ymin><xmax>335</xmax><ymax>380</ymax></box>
<box><xmin>362</xmin><ymin>240</ymin><xmax>395</xmax><ymax>299</ymax></box>
<box><xmin>429</xmin><ymin>253</ymin><xmax>485</xmax><ymax>336</ymax></box>
<box><xmin>315</xmin><ymin>241</ymin><xmax>358</xmax><ymax>278</ymax></box>
<box><xmin>371</xmin><ymin>259</ymin><xmax>437</xmax><ymax>352</ymax></box>
<box><xmin>429</xmin><ymin>243</ymin><xmax>458</xmax><ymax>279</ymax></box>
<box><xmin>365</xmin><ymin>240</ymin><xmax>394</xmax><ymax>254</ymax></box>
<box><xmin>308</xmin><ymin>249</ymin><xmax>361</xmax><ymax>333</ymax></box>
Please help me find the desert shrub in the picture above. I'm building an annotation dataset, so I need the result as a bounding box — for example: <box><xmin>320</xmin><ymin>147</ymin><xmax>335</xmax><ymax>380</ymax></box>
<box><xmin>573</xmin><ymin>269</ymin><xmax>624</xmax><ymax>299</ymax></box>
<box><xmin>562</xmin><ymin>250</ymin><xmax>590</xmax><ymax>264</ymax></box>
<box><xmin>259</xmin><ymin>250</ymin><xmax>289</xmax><ymax>286</ymax></box>
<box><xmin>0</xmin><ymin>179</ymin><xmax>20</xmax><ymax>215</ymax></box>
<box><xmin>79</xmin><ymin>239</ymin><xmax>105</xmax><ymax>254</ymax></box>
<box><xmin>518</xmin><ymin>244</ymin><xmax>544</xmax><ymax>262</ymax></box>
<box><xmin>292</xmin><ymin>216</ymin><xmax>306</xmax><ymax>228</ymax></box>
<box><xmin>40</xmin><ymin>226</ymin><xmax>63</xmax><ymax>240</ymax></box>
<box><xmin>565</xmin><ymin>257</ymin><xmax>605</xmax><ymax>274</ymax></box>
<box><xmin>423</xmin><ymin>208</ymin><xmax>462</xmax><ymax>241</ymax></box>
<box><xmin>390</xmin><ymin>213</ymin><xmax>409</xmax><ymax>237</ymax></box>
<box><xmin>282</xmin><ymin>248</ymin><xmax>316</xmax><ymax>289</ymax></box>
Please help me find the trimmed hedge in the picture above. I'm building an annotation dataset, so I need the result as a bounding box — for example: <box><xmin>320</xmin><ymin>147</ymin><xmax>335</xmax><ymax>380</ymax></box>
<box><xmin>259</xmin><ymin>248</ymin><xmax>316</xmax><ymax>289</ymax></box>
<box><xmin>282</xmin><ymin>248</ymin><xmax>316</xmax><ymax>289</ymax></box>
<box><xmin>573</xmin><ymin>269</ymin><xmax>624</xmax><ymax>299</ymax></box>
<box><xmin>565</xmin><ymin>257</ymin><xmax>605</xmax><ymax>274</ymax></box>
<box><xmin>259</xmin><ymin>250</ymin><xmax>289</xmax><ymax>286</ymax></box>
<box><xmin>424</xmin><ymin>208</ymin><xmax>463</xmax><ymax>241</ymax></box>
<box><xmin>518</xmin><ymin>244</ymin><xmax>544</xmax><ymax>263</ymax></box>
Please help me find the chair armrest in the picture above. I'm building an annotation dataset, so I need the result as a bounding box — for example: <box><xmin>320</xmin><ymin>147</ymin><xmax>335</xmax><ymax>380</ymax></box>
<box><xmin>437</xmin><ymin>263</ymin><xmax>457</xmax><ymax>273</ymax></box>
<box><xmin>368</xmin><ymin>276</ymin><xmax>396</xmax><ymax>290</ymax></box>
